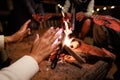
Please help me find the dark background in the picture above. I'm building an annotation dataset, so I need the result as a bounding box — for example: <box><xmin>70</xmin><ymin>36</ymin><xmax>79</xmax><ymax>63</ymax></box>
<box><xmin>0</xmin><ymin>0</ymin><xmax>120</xmax><ymax>35</ymax></box>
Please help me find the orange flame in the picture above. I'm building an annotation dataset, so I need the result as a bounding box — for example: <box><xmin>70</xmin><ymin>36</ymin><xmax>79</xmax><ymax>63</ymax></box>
<box><xmin>52</xmin><ymin>11</ymin><xmax>73</xmax><ymax>47</ymax></box>
<box><xmin>63</xmin><ymin>20</ymin><xmax>73</xmax><ymax>47</ymax></box>
<box><xmin>61</xmin><ymin>11</ymin><xmax>74</xmax><ymax>47</ymax></box>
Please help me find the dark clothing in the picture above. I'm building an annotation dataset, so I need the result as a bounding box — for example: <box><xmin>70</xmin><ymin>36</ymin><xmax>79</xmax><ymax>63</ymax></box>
<box><xmin>70</xmin><ymin>0</ymin><xmax>92</xmax><ymax>37</ymax></box>
<box><xmin>93</xmin><ymin>24</ymin><xmax>120</xmax><ymax>53</ymax></box>
<box><xmin>5</xmin><ymin>0</ymin><xmax>44</xmax><ymax>35</ymax></box>
<box><xmin>93</xmin><ymin>24</ymin><xmax>120</xmax><ymax>80</ymax></box>
<box><xmin>70</xmin><ymin>0</ymin><xmax>91</xmax><ymax>13</ymax></box>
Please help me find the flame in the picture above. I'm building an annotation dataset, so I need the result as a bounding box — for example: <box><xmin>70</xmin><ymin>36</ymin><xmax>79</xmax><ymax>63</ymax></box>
<box><xmin>52</xmin><ymin>10</ymin><xmax>73</xmax><ymax>47</ymax></box>
<box><xmin>63</xmin><ymin>20</ymin><xmax>73</xmax><ymax>47</ymax></box>
<box><xmin>58</xmin><ymin>5</ymin><xmax>74</xmax><ymax>47</ymax></box>
<box><xmin>61</xmin><ymin>11</ymin><xmax>74</xmax><ymax>47</ymax></box>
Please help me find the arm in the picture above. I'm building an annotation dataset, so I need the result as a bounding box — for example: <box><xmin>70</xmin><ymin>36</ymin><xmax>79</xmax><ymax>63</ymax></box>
<box><xmin>0</xmin><ymin>27</ymin><xmax>62</xmax><ymax>80</ymax></box>
<box><xmin>4</xmin><ymin>20</ymin><xmax>31</xmax><ymax>43</ymax></box>
<box><xmin>84</xmin><ymin>0</ymin><xmax>94</xmax><ymax>17</ymax></box>
<box><xmin>76</xmin><ymin>0</ymin><xmax>94</xmax><ymax>21</ymax></box>
<box><xmin>62</xmin><ymin>0</ymin><xmax>71</xmax><ymax>13</ymax></box>
<box><xmin>80</xmin><ymin>18</ymin><xmax>91</xmax><ymax>39</ymax></box>
<box><xmin>0</xmin><ymin>55</ymin><xmax>39</xmax><ymax>80</ymax></box>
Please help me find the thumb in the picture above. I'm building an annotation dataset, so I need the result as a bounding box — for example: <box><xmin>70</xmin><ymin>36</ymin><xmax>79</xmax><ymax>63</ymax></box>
<box><xmin>34</xmin><ymin>34</ymin><xmax>40</xmax><ymax>43</ymax></box>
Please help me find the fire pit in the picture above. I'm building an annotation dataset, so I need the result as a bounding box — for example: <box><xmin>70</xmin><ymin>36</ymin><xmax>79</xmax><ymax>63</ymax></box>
<box><xmin>6</xmin><ymin>29</ymin><xmax>114</xmax><ymax>80</ymax></box>
<box><xmin>7</xmin><ymin>9</ymin><xmax>115</xmax><ymax>80</ymax></box>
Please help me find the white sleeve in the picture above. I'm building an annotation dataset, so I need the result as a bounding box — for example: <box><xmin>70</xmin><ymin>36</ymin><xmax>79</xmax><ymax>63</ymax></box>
<box><xmin>0</xmin><ymin>35</ymin><xmax>4</xmax><ymax>50</ymax></box>
<box><xmin>0</xmin><ymin>55</ymin><xmax>39</xmax><ymax>80</ymax></box>
<box><xmin>84</xmin><ymin>0</ymin><xmax>94</xmax><ymax>17</ymax></box>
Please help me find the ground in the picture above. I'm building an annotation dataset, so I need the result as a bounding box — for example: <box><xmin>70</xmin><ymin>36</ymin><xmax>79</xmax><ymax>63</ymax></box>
<box><xmin>6</xmin><ymin>28</ymin><xmax>116</xmax><ymax>80</ymax></box>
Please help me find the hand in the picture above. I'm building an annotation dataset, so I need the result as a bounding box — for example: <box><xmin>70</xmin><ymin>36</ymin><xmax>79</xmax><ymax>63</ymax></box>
<box><xmin>105</xmin><ymin>19</ymin><xmax>120</xmax><ymax>32</ymax></box>
<box><xmin>29</xmin><ymin>27</ymin><xmax>63</xmax><ymax>64</ymax></box>
<box><xmin>43</xmin><ymin>13</ymin><xmax>52</xmax><ymax>21</ymax></box>
<box><xmin>5</xmin><ymin>20</ymin><xmax>31</xmax><ymax>43</ymax></box>
<box><xmin>92</xmin><ymin>15</ymin><xmax>107</xmax><ymax>26</ymax></box>
<box><xmin>32</xmin><ymin>13</ymin><xmax>42</xmax><ymax>22</ymax></box>
<box><xmin>102</xmin><ymin>48</ymin><xmax>116</xmax><ymax>60</ymax></box>
<box><xmin>92</xmin><ymin>15</ymin><xmax>120</xmax><ymax>32</ymax></box>
<box><xmin>65</xmin><ymin>12</ymin><xmax>72</xmax><ymax>20</ymax></box>
<box><xmin>32</xmin><ymin>13</ymin><xmax>52</xmax><ymax>23</ymax></box>
<box><xmin>76</xmin><ymin>12</ymin><xmax>85</xmax><ymax>21</ymax></box>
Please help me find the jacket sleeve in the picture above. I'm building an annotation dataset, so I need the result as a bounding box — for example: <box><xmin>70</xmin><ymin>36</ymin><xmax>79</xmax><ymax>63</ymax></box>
<box><xmin>84</xmin><ymin>0</ymin><xmax>94</xmax><ymax>17</ymax></box>
<box><xmin>0</xmin><ymin>35</ymin><xmax>4</xmax><ymax>50</ymax></box>
<box><xmin>0</xmin><ymin>55</ymin><xmax>39</xmax><ymax>80</ymax></box>
<box><xmin>62</xmin><ymin>0</ymin><xmax>71</xmax><ymax>13</ymax></box>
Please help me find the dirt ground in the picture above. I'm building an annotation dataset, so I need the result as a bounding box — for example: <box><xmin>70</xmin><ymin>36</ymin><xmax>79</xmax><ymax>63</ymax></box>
<box><xmin>6</xmin><ymin>28</ymin><xmax>116</xmax><ymax>80</ymax></box>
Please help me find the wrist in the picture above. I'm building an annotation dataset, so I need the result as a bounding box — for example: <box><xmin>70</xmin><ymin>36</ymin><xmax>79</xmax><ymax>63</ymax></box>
<box><xmin>5</xmin><ymin>36</ymin><xmax>14</xmax><ymax>43</ymax></box>
<box><xmin>4</xmin><ymin>37</ymin><xmax>8</xmax><ymax>43</ymax></box>
<box><xmin>29</xmin><ymin>54</ymin><xmax>43</xmax><ymax>64</ymax></box>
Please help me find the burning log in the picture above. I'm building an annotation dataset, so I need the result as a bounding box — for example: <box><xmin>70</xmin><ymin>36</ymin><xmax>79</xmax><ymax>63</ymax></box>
<box><xmin>50</xmin><ymin>9</ymin><xmax>115</xmax><ymax>69</ymax></box>
<box><xmin>64</xmin><ymin>39</ymin><xmax>116</xmax><ymax>64</ymax></box>
<box><xmin>50</xmin><ymin>38</ymin><xmax>115</xmax><ymax>70</ymax></box>
<box><xmin>64</xmin><ymin>45</ymin><xmax>86</xmax><ymax>63</ymax></box>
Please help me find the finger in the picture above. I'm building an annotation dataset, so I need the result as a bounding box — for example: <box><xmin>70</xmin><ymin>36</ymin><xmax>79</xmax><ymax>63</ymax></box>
<box><xmin>34</xmin><ymin>34</ymin><xmax>40</xmax><ymax>43</ymax></box>
<box><xmin>47</xmin><ymin>28</ymin><xmax>60</xmax><ymax>41</ymax></box>
<box><xmin>18</xmin><ymin>29</ymin><xmax>31</xmax><ymax>42</ymax></box>
<box><xmin>50</xmin><ymin>42</ymin><xmax>60</xmax><ymax>56</ymax></box>
<box><xmin>20</xmin><ymin>19</ymin><xmax>31</xmax><ymax>30</ymax></box>
<box><xmin>52</xmin><ymin>41</ymin><xmax>61</xmax><ymax>50</ymax></box>
<box><xmin>48</xmin><ymin>41</ymin><xmax>61</xmax><ymax>57</ymax></box>
<box><xmin>92</xmin><ymin>15</ymin><xmax>98</xmax><ymax>19</ymax></box>
<box><xmin>25</xmin><ymin>19</ymin><xmax>31</xmax><ymax>25</ymax></box>
<box><xmin>43</xmin><ymin>27</ymin><xmax>60</xmax><ymax>42</ymax></box>
<box><xmin>23</xmin><ymin>28</ymin><xmax>31</xmax><ymax>36</ymax></box>
<box><xmin>40</xmin><ymin>31</ymin><xmax>61</xmax><ymax>55</ymax></box>
<box><xmin>19</xmin><ymin>28</ymin><xmax>31</xmax><ymax>41</ymax></box>
<box><xmin>42</xmin><ymin>27</ymin><xmax>55</xmax><ymax>38</ymax></box>
<box><xmin>49</xmin><ymin>29</ymin><xmax>63</xmax><ymax>45</ymax></box>
<box><xmin>102</xmin><ymin>48</ymin><xmax>116</xmax><ymax>60</ymax></box>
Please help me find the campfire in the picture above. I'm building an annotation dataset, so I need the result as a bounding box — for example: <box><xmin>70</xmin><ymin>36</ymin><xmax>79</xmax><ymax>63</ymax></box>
<box><xmin>49</xmin><ymin>10</ymin><xmax>115</xmax><ymax>69</ymax></box>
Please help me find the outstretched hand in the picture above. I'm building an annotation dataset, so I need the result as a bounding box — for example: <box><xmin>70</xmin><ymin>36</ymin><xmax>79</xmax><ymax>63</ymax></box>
<box><xmin>5</xmin><ymin>20</ymin><xmax>31</xmax><ymax>43</ymax></box>
<box><xmin>92</xmin><ymin>15</ymin><xmax>120</xmax><ymax>32</ymax></box>
<box><xmin>29</xmin><ymin>27</ymin><xmax>63</xmax><ymax>64</ymax></box>
<box><xmin>76</xmin><ymin>12</ymin><xmax>85</xmax><ymax>21</ymax></box>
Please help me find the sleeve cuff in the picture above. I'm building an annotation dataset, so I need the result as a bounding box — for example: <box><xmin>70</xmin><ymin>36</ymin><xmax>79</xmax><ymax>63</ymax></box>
<box><xmin>2</xmin><ymin>55</ymin><xmax>39</xmax><ymax>80</ymax></box>
<box><xmin>0</xmin><ymin>35</ymin><xmax>4</xmax><ymax>49</ymax></box>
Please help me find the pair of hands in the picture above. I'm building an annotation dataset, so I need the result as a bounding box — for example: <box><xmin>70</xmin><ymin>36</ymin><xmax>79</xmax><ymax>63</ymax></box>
<box><xmin>92</xmin><ymin>15</ymin><xmax>120</xmax><ymax>32</ymax></box>
<box><xmin>6</xmin><ymin>20</ymin><xmax>63</xmax><ymax>64</ymax></box>
<box><xmin>32</xmin><ymin>13</ymin><xmax>52</xmax><ymax>23</ymax></box>
<box><xmin>65</xmin><ymin>12</ymin><xmax>85</xmax><ymax>21</ymax></box>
